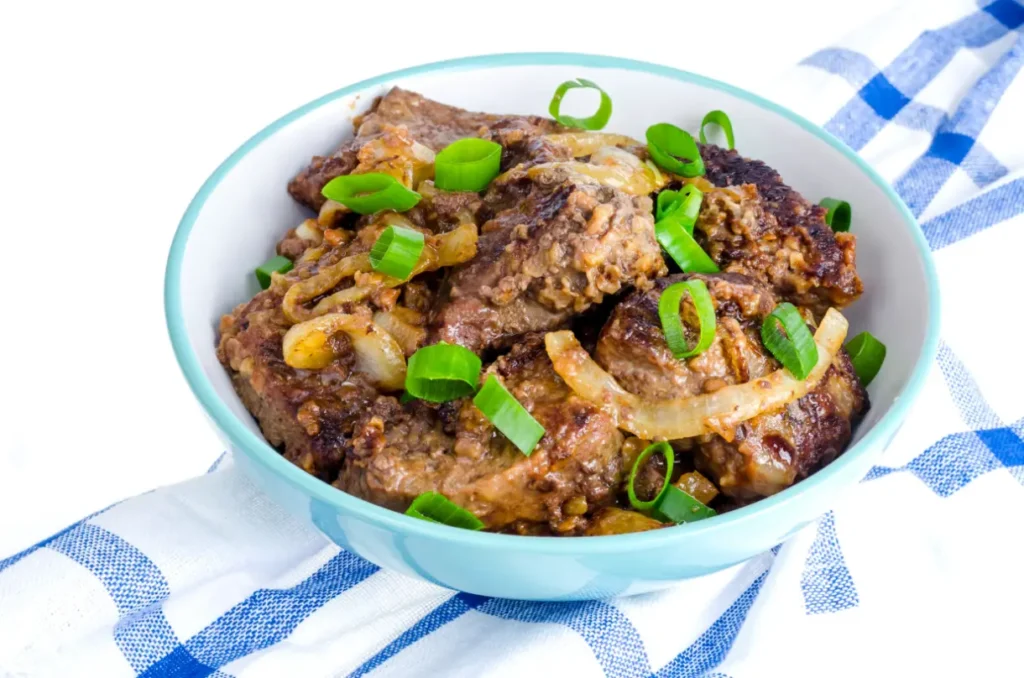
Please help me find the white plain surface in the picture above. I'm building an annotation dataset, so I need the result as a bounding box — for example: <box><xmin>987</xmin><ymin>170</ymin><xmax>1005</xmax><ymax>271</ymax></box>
<box><xmin>0</xmin><ymin>0</ymin><xmax>902</xmax><ymax>558</ymax></box>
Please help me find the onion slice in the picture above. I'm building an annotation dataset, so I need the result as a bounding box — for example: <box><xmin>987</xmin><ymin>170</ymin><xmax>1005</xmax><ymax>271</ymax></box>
<box><xmin>544</xmin><ymin>308</ymin><xmax>849</xmax><ymax>440</ymax></box>
<box><xmin>282</xmin><ymin>313</ymin><xmax>406</xmax><ymax>390</ymax></box>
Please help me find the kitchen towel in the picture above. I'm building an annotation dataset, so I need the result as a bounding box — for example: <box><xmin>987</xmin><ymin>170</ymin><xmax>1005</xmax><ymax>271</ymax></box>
<box><xmin>2</xmin><ymin>1</ymin><xmax>1023</xmax><ymax>675</ymax></box>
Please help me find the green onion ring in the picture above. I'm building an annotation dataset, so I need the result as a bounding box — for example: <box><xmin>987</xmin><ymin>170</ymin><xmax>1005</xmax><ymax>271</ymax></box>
<box><xmin>761</xmin><ymin>303</ymin><xmax>819</xmax><ymax>380</ymax></box>
<box><xmin>845</xmin><ymin>331</ymin><xmax>886</xmax><ymax>386</ymax></box>
<box><xmin>646</xmin><ymin>123</ymin><xmax>706</xmax><ymax>177</ymax></box>
<box><xmin>547</xmin><ymin>78</ymin><xmax>613</xmax><ymax>130</ymax></box>
<box><xmin>820</xmin><ymin>198</ymin><xmax>852</xmax><ymax>232</ymax></box>
<box><xmin>656</xmin><ymin>185</ymin><xmax>703</xmax><ymax>232</ymax></box>
<box><xmin>473</xmin><ymin>375</ymin><xmax>546</xmax><ymax>456</ymax></box>
<box><xmin>255</xmin><ymin>255</ymin><xmax>293</xmax><ymax>290</ymax></box>
<box><xmin>658</xmin><ymin>280</ymin><xmax>716</xmax><ymax>360</ymax></box>
<box><xmin>653</xmin><ymin>485</ymin><xmax>717</xmax><ymax>523</ymax></box>
<box><xmin>655</xmin><ymin>218</ymin><xmax>719</xmax><ymax>273</ymax></box>
<box><xmin>699</xmin><ymin>110</ymin><xmax>735</xmax><ymax>150</ymax></box>
<box><xmin>369</xmin><ymin>225</ymin><xmax>425</xmax><ymax>280</ymax></box>
<box><xmin>435</xmin><ymin>138</ymin><xmax>503</xmax><ymax>192</ymax></box>
<box><xmin>405</xmin><ymin>342</ymin><xmax>482</xmax><ymax>403</ymax></box>
<box><xmin>405</xmin><ymin>492</ymin><xmax>485</xmax><ymax>530</ymax></box>
<box><xmin>321</xmin><ymin>172</ymin><xmax>421</xmax><ymax>215</ymax></box>
<box><xmin>627</xmin><ymin>441</ymin><xmax>675</xmax><ymax>511</ymax></box>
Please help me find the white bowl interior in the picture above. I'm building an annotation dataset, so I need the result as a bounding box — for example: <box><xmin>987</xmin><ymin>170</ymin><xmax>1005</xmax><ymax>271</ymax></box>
<box><xmin>178</xmin><ymin>63</ymin><xmax>931</xmax><ymax>453</ymax></box>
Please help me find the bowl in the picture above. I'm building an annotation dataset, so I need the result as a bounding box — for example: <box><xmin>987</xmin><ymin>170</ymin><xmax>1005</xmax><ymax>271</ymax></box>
<box><xmin>165</xmin><ymin>53</ymin><xmax>940</xmax><ymax>601</ymax></box>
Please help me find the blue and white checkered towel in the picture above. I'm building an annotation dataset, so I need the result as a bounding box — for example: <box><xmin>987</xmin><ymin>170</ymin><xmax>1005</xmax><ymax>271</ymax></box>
<box><xmin>3</xmin><ymin>2</ymin><xmax>1024</xmax><ymax>675</ymax></box>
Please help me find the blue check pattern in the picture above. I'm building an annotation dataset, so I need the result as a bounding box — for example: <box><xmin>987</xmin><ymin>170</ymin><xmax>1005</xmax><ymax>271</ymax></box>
<box><xmin>3</xmin><ymin>3</ymin><xmax>1023</xmax><ymax>675</ymax></box>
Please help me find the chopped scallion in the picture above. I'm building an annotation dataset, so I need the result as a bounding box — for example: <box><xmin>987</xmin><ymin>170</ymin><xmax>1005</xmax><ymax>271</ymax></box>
<box><xmin>255</xmin><ymin>255</ymin><xmax>293</xmax><ymax>289</ymax></box>
<box><xmin>406</xmin><ymin>492</ymin><xmax>484</xmax><ymax>530</ymax></box>
<box><xmin>473</xmin><ymin>375</ymin><xmax>545</xmax><ymax>456</ymax></box>
<box><xmin>658</xmin><ymin>279</ymin><xmax>717</xmax><ymax>359</ymax></box>
<box><xmin>548</xmin><ymin>78</ymin><xmax>613</xmax><ymax>130</ymax></box>
<box><xmin>845</xmin><ymin>331</ymin><xmax>886</xmax><ymax>386</ymax></box>
<box><xmin>761</xmin><ymin>303</ymin><xmax>819</xmax><ymax>380</ymax></box>
<box><xmin>321</xmin><ymin>172</ymin><xmax>421</xmax><ymax>215</ymax></box>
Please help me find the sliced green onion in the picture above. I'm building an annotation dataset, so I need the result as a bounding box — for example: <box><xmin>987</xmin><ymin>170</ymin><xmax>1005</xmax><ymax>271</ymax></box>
<box><xmin>405</xmin><ymin>492</ymin><xmax>484</xmax><ymax>530</ymax></box>
<box><xmin>646</xmin><ymin>123</ymin><xmax>705</xmax><ymax>177</ymax></box>
<box><xmin>255</xmin><ymin>255</ymin><xmax>293</xmax><ymax>289</ymax></box>
<box><xmin>405</xmin><ymin>342</ymin><xmax>482</xmax><ymax>403</ymax></box>
<box><xmin>548</xmin><ymin>78</ymin><xmax>612</xmax><ymax>130</ymax></box>
<box><xmin>435</xmin><ymin>138</ymin><xmax>503</xmax><ymax>192</ymax></box>
<box><xmin>473</xmin><ymin>375</ymin><xmax>545</xmax><ymax>455</ymax></box>
<box><xmin>627</xmin><ymin>442</ymin><xmax>675</xmax><ymax>511</ymax></box>
<box><xmin>655</xmin><ymin>185</ymin><xmax>703</xmax><ymax>232</ymax></box>
<box><xmin>653</xmin><ymin>485</ymin><xmax>717</xmax><ymax>524</ymax></box>
<box><xmin>699</xmin><ymin>110</ymin><xmax>735</xmax><ymax>150</ymax></box>
<box><xmin>820</xmin><ymin>198</ymin><xmax>851</xmax><ymax>232</ymax></box>
<box><xmin>656</xmin><ymin>218</ymin><xmax>719</xmax><ymax>273</ymax></box>
<box><xmin>369</xmin><ymin>225</ymin><xmax>425</xmax><ymax>280</ymax></box>
<box><xmin>846</xmin><ymin>331</ymin><xmax>886</xmax><ymax>386</ymax></box>
<box><xmin>658</xmin><ymin>280</ymin><xmax>716</xmax><ymax>359</ymax></box>
<box><xmin>761</xmin><ymin>303</ymin><xmax>819</xmax><ymax>380</ymax></box>
<box><xmin>321</xmin><ymin>172</ymin><xmax>421</xmax><ymax>215</ymax></box>
<box><xmin>399</xmin><ymin>391</ymin><xmax>416</xmax><ymax>404</ymax></box>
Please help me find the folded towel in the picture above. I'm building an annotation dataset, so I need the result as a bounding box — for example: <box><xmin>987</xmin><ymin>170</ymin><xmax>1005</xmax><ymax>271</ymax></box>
<box><xmin>3</xmin><ymin>1</ymin><xmax>1023</xmax><ymax>675</ymax></box>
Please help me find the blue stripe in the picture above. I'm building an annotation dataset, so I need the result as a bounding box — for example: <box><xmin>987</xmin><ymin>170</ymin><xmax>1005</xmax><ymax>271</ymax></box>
<box><xmin>863</xmin><ymin>417</ymin><xmax>1024</xmax><ymax>495</ymax></box>
<box><xmin>348</xmin><ymin>593</ymin><xmax>651</xmax><ymax>677</ymax></box>
<box><xmin>800</xmin><ymin>48</ymin><xmax>880</xmax><ymax>87</ymax></box>
<box><xmin>894</xmin><ymin>36</ymin><xmax>1023</xmax><ymax>215</ymax></box>
<box><xmin>480</xmin><ymin>598</ymin><xmax>651</xmax><ymax>678</ymax></box>
<box><xmin>986</xmin><ymin>0</ymin><xmax>1024</xmax><ymax>28</ymax></box>
<box><xmin>821</xmin><ymin>5</ymin><xmax>1019</xmax><ymax>149</ymax></box>
<box><xmin>937</xmin><ymin>342</ymin><xmax>1002</xmax><ymax>429</ymax></box>
<box><xmin>207</xmin><ymin>452</ymin><xmax>228</xmax><ymax>474</ymax></box>
<box><xmin>46</xmin><ymin>523</ymin><xmax>192</xmax><ymax>674</ymax></box>
<box><xmin>864</xmin><ymin>342</ymin><xmax>1024</xmax><ymax>494</ymax></box>
<box><xmin>800</xmin><ymin>512</ymin><xmax>859</xmax><ymax>615</ymax></box>
<box><xmin>651</xmin><ymin>569</ymin><xmax>770</xmax><ymax>678</ymax></box>
<box><xmin>348</xmin><ymin>593</ymin><xmax>488</xmax><ymax>678</ymax></box>
<box><xmin>0</xmin><ymin>502</ymin><xmax>116</xmax><ymax>573</ymax></box>
<box><xmin>922</xmin><ymin>177</ymin><xmax>1024</xmax><ymax>249</ymax></box>
<box><xmin>181</xmin><ymin>550</ymin><xmax>378</xmax><ymax>669</ymax></box>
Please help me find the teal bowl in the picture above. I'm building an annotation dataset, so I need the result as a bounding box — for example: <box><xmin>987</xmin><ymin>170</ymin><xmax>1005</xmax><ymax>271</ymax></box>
<box><xmin>165</xmin><ymin>53</ymin><xmax>939</xmax><ymax>601</ymax></box>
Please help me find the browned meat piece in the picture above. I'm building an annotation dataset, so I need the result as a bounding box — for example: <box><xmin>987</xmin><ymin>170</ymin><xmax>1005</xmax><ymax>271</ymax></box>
<box><xmin>692</xmin><ymin>144</ymin><xmax>862</xmax><ymax>317</ymax></box>
<box><xmin>288</xmin><ymin>88</ymin><xmax>564</xmax><ymax>212</ymax></box>
<box><xmin>218</xmin><ymin>290</ymin><xmax>378</xmax><ymax>481</ymax></box>
<box><xmin>338</xmin><ymin>335</ymin><xmax>627</xmax><ymax>531</ymax></box>
<box><xmin>595</xmin><ymin>272</ymin><xmax>868</xmax><ymax>501</ymax></box>
<box><xmin>430</xmin><ymin>165</ymin><xmax>667</xmax><ymax>352</ymax></box>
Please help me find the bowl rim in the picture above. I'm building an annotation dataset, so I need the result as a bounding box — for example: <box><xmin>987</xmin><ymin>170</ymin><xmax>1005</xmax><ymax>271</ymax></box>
<box><xmin>164</xmin><ymin>52</ymin><xmax>940</xmax><ymax>554</ymax></box>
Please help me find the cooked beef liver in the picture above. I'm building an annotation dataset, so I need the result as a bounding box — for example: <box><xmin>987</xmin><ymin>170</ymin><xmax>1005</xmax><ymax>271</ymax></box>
<box><xmin>218</xmin><ymin>290</ymin><xmax>378</xmax><ymax>481</ymax></box>
<box><xmin>337</xmin><ymin>335</ymin><xmax>626</xmax><ymax>531</ymax></box>
<box><xmin>288</xmin><ymin>88</ymin><xmax>564</xmax><ymax>212</ymax></box>
<box><xmin>430</xmin><ymin>164</ymin><xmax>667</xmax><ymax>352</ymax></box>
<box><xmin>595</xmin><ymin>273</ymin><xmax>868</xmax><ymax>500</ymax></box>
<box><xmin>219</xmin><ymin>88</ymin><xmax>870</xmax><ymax>533</ymax></box>
<box><xmin>694</xmin><ymin>144</ymin><xmax>862</xmax><ymax>317</ymax></box>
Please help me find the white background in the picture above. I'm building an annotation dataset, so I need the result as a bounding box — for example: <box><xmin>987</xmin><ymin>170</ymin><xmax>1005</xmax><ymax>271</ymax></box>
<box><xmin>0</xmin><ymin>0</ymin><xmax>903</xmax><ymax>557</ymax></box>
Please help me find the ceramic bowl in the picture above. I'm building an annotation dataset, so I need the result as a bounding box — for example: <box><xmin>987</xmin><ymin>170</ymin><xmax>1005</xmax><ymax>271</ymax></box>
<box><xmin>165</xmin><ymin>53</ymin><xmax>940</xmax><ymax>601</ymax></box>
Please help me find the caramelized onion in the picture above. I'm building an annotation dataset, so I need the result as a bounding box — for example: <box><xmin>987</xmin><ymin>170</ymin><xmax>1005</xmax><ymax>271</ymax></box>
<box><xmin>544</xmin><ymin>308</ymin><xmax>849</xmax><ymax>440</ymax></box>
<box><xmin>525</xmin><ymin>147</ymin><xmax>667</xmax><ymax>196</ymax></box>
<box><xmin>373</xmin><ymin>308</ymin><xmax>427</xmax><ymax>356</ymax></box>
<box><xmin>282</xmin><ymin>224</ymin><xmax>478</xmax><ymax>324</ymax></box>
<box><xmin>544</xmin><ymin>132</ymin><xmax>643</xmax><ymax>157</ymax></box>
<box><xmin>282</xmin><ymin>313</ymin><xmax>406</xmax><ymax>390</ymax></box>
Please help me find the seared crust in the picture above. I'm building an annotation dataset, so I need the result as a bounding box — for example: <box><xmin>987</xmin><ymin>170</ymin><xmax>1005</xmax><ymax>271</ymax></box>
<box><xmin>338</xmin><ymin>335</ymin><xmax>625</xmax><ymax>531</ymax></box>
<box><xmin>696</xmin><ymin>144</ymin><xmax>862</xmax><ymax>316</ymax></box>
<box><xmin>430</xmin><ymin>166</ymin><xmax>667</xmax><ymax>352</ymax></box>
<box><xmin>288</xmin><ymin>88</ymin><xmax>564</xmax><ymax>212</ymax></box>
<box><xmin>217</xmin><ymin>290</ymin><xmax>377</xmax><ymax>481</ymax></box>
<box><xmin>596</xmin><ymin>273</ymin><xmax>868</xmax><ymax>501</ymax></box>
